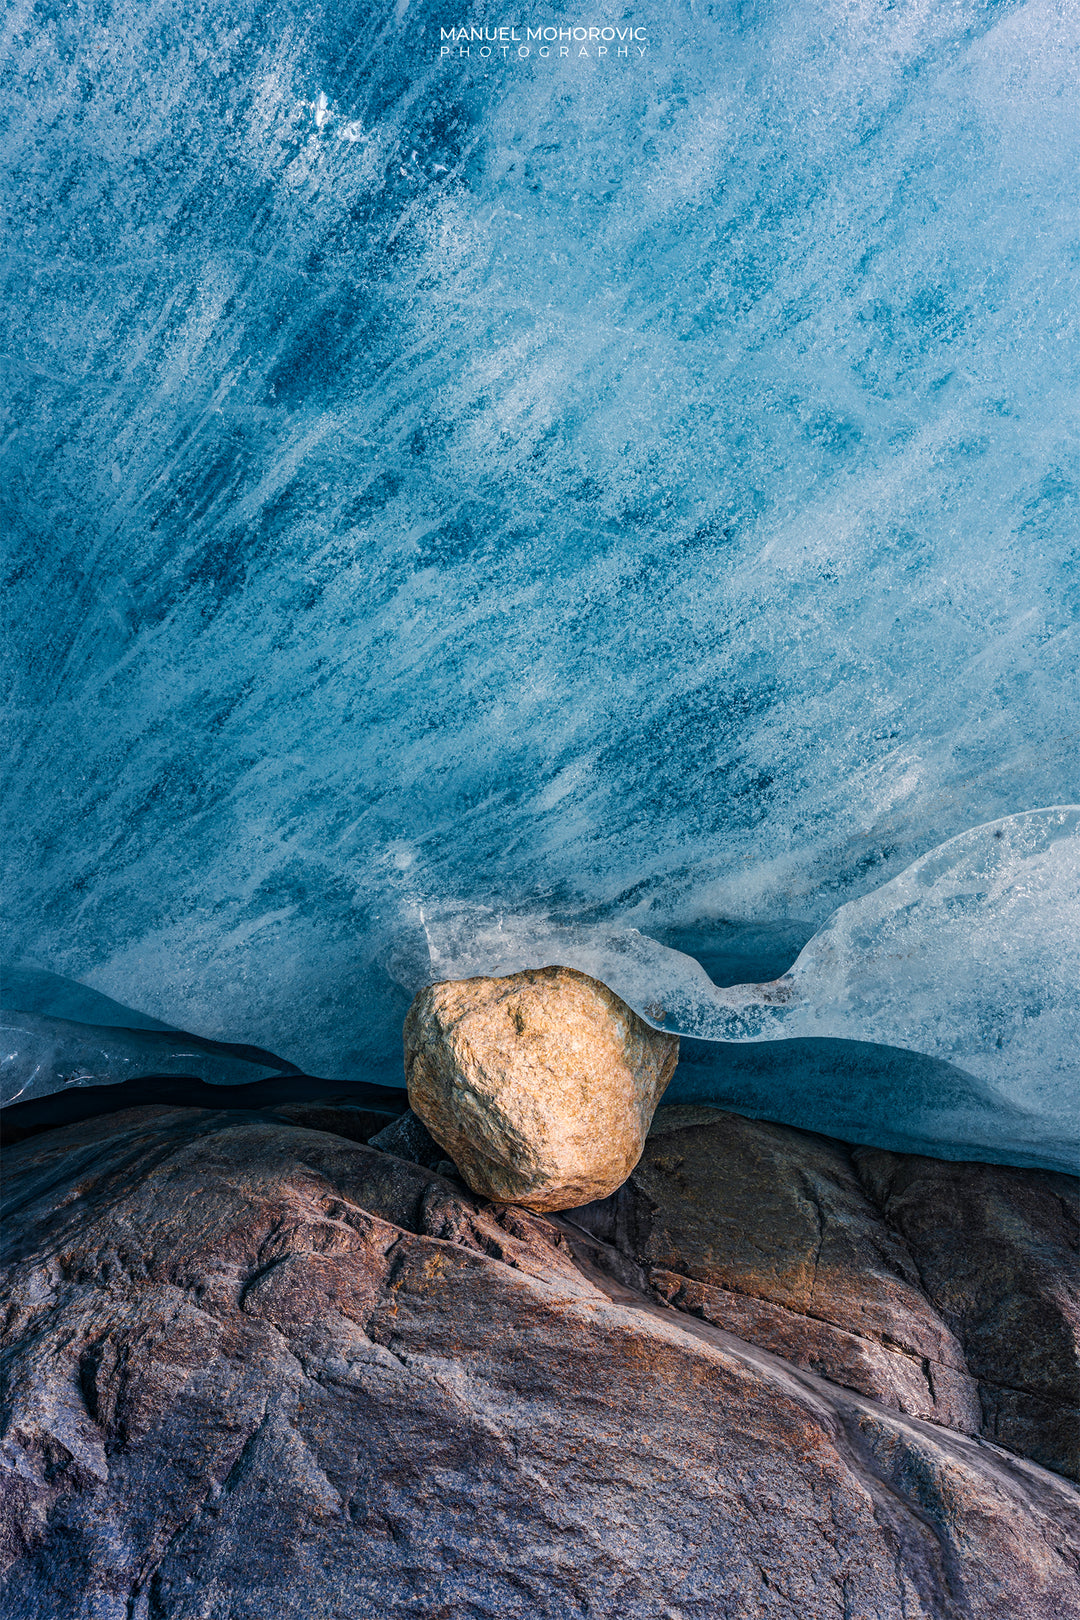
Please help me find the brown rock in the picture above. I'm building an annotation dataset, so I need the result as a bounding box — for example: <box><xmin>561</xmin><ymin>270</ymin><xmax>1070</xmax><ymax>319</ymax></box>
<box><xmin>853</xmin><ymin>1147</ymin><xmax>1080</xmax><ymax>1480</ymax></box>
<box><xmin>2</xmin><ymin>1103</ymin><xmax>1078</xmax><ymax>1620</ymax></box>
<box><xmin>404</xmin><ymin>966</ymin><xmax>680</xmax><ymax>1211</ymax></box>
<box><xmin>568</xmin><ymin>1104</ymin><xmax>1079</xmax><ymax>1479</ymax></box>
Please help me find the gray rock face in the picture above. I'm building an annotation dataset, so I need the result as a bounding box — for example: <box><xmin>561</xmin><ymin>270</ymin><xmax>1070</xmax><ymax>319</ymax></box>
<box><xmin>1</xmin><ymin>1102</ymin><xmax>1078</xmax><ymax>1620</ymax></box>
<box><xmin>405</xmin><ymin>966</ymin><xmax>680</xmax><ymax>1211</ymax></box>
<box><xmin>367</xmin><ymin>1108</ymin><xmax>446</xmax><ymax>1168</ymax></box>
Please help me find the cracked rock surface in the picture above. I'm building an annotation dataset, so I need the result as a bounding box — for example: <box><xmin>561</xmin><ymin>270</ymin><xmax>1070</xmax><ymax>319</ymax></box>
<box><xmin>1</xmin><ymin>1102</ymin><xmax>1078</xmax><ymax>1619</ymax></box>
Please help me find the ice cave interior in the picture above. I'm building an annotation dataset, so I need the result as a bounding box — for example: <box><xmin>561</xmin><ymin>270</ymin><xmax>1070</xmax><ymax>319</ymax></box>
<box><xmin>2</xmin><ymin>0</ymin><xmax>1077</xmax><ymax>1170</ymax></box>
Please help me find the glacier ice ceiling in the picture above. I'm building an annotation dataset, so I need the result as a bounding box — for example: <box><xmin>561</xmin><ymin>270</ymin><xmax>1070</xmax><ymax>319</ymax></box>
<box><xmin>1</xmin><ymin>0</ymin><xmax>1077</xmax><ymax>1161</ymax></box>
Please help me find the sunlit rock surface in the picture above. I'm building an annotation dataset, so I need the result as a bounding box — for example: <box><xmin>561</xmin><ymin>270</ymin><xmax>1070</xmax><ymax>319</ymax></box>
<box><xmin>404</xmin><ymin>966</ymin><xmax>679</xmax><ymax>1211</ymax></box>
<box><xmin>2</xmin><ymin>1103</ymin><xmax>1077</xmax><ymax>1617</ymax></box>
<box><xmin>570</xmin><ymin>1105</ymin><xmax>1080</xmax><ymax>1481</ymax></box>
<box><xmin>1</xmin><ymin>0</ymin><xmax>1077</xmax><ymax>1162</ymax></box>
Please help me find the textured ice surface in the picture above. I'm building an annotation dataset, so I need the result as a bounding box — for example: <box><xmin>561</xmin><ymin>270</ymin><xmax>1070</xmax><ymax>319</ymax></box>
<box><xmin>408</xmin><ymin>807</ymin><xmax>1079</xmax><ymax>1149</ymax></box>
<box><xmin>0</xmin><ymin>1010</ymin><xmax>294</xmax><ymax>1107</ymax></box>
<box><xmin>1</xmin><ymin>1</ymin><xmax>1077</xmax><ymax>1156</ymax></box>
<box><xmin>667</xmin><ymin>1037</ymin><xmax>1077</xmax><ymax>1175</ymax></box>
<box><xmin>3</xmin><ymin>810</ymin><xmax>1074</xmax><ymax>1169</ymax></box>
<box><xmin>0</xmin><ymin>968</ymin><xmax>178</xmax><ymax>1033</ymax></box>
<box><xmin>756</xmin><ymin>807</ymin><xmax>1080</xmax><ymax>1116</ymax></box>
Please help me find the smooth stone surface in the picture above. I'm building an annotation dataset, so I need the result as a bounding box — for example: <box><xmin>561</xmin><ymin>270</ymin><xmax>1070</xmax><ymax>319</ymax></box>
<box><xmin>0</xmin><ymin>1075</ymin><xmax>406</xmax><ymax>1148</ymax></box>
<box><xmin>2</xmin><ymin>1104</ymin><xmax>1079</xmax><ymax>1620</ymax></box>
<box><xmin>569</xmin><ymin>1105</ymin><xmax>1080</xmax><ymax>1480</ymax></box>
<box><xmin>404</xmin><ymin>966</ymin><xmax>680</xmax><ymax>1212</ymax></box>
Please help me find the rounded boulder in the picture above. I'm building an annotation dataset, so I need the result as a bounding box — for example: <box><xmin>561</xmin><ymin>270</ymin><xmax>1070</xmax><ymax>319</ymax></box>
<box><xmin>404</xmin><ymin>965</ymin><xmax>680</xmax><ymax>1212</ymax></box>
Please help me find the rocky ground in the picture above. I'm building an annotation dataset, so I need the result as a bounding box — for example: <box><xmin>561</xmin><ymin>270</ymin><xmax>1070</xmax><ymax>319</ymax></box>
<box><xmin>1</xmin><ymin>1098</ymin><xmax>1077</xmax><ymax>1619</ymax></box>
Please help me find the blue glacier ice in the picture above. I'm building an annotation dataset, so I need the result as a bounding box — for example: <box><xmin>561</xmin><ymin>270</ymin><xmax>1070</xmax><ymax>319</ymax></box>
<box><xmin>402</xmin><ymin>806</ymin><xmax>1079</xmax><ymax>1163</ymax></box>
<box><xmin>1</xmin><ymin>1</ymin><xmax>1077</xmax><ymax>1163</ymax></box>
<box><xmin>0</xmin><ymin>1009</ymin><xmax>295</xmax><ymax>1106</ymax></box>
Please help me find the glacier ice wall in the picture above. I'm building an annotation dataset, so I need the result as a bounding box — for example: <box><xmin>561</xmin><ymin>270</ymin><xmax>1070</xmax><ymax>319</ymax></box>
<box><xmin>1</xmin><ymin>0</ymin><xmax>1077</xmax><ymax>1145</ymax></box>
<box><xmin>0</xmin><ymin>1010</ymin><xmax>293</xmax><ymax>1105</ymax></box>
<box><xmin>388</xmin><ymin>807</ymin><xmax>1080</xmax><ymax>1157</ymax></box>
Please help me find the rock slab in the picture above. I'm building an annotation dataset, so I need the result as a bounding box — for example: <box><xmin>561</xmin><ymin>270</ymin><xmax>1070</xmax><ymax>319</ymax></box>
<box><xmin>2</xmin><ymin>1102</ymin><xmax>1079</xmax><ymax>1620</ymax></box>
<box><xmin>569</xmin><ymin>1104</ymin><xmax>1080</xmax><ymax>1481</ymax></box>
<box><xmin>855</xmin><ymin>1144</ymin><xmax>1080</xmax><ymax>1478</ymax></box>
<box><xmin>404</xmin><ymin>966</ymin><xmax>680</xmax><ymax>1211</ymax></box>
